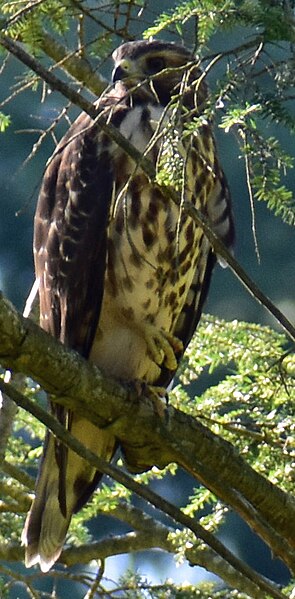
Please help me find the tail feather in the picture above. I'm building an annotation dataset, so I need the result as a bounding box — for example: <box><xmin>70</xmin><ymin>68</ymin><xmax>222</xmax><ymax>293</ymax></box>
<box><xmin>22</xmin><ymin>418</ymin><xmax>115</xmax><ymax>571</ymax></box>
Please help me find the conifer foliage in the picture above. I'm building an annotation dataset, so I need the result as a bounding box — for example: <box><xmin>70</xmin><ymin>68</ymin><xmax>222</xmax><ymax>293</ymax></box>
<box><xmin>0</xmin><ymin>1</ymin><xmax>294</xmax><ymax>597</ymax></box>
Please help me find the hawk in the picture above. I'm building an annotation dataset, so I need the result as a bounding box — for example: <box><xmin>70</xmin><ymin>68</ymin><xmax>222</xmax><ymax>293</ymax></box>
<box><xmin>22</xmin><ymin>39</ymin><xmax>234</xmax><ymax>571</ymax></box>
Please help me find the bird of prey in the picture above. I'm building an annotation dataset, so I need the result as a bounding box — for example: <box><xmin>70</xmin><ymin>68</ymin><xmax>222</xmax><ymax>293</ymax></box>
<box><xmin>22</xmin><ymin>39</ymin><xmax>234</xmax><ymax>571</ymax></box>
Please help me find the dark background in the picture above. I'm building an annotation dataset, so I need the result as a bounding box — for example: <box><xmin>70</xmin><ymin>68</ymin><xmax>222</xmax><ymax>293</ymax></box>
<box><xmin>0</xmin><ymin>3</ymin><xmax>294</xmax><ymax>594</ymax></box>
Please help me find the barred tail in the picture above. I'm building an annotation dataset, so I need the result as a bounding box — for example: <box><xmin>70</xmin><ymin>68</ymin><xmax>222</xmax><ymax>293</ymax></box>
<box><xmin>22</xmin><ymin>417</ymin><xmax>115</xmax><ymax>572</ymax></box>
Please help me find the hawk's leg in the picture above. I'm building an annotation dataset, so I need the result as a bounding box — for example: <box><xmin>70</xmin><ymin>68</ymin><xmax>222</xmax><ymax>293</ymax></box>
<box><xmin>121</xmin><ymin>380</ymin><xmax>170</xmax><ymax>473</ymax></box>
<box><xmin>141</xmin><ymin>324</ymin><xmax>183</xmax><ymax>370</ymax></box>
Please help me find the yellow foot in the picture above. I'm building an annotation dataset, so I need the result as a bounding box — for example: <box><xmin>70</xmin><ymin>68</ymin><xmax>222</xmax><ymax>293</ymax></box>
<box><xmin>142</xmin><ymin>324</ymin><xmax>183</xmax><ymax>370</ymax></box>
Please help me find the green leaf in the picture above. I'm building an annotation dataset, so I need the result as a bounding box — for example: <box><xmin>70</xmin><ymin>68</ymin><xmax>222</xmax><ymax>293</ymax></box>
<box><xmin>0</xmin><ymin>112</ymin><xmax>11</xmax><ymax>132</ymax></box>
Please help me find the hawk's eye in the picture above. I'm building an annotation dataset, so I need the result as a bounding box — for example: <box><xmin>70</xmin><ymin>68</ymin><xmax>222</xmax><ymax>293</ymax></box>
<box><xmin>145</xmin><ymin>56</ymin><xmax>166</xmax><ymax>74</ymax></box>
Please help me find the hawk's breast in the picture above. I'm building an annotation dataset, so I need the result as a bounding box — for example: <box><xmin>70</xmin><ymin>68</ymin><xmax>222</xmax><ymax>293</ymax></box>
<box><xmin>89</xmin><ymin>102</ymin><xmax>212</xmax><ymax>383</ymax></box>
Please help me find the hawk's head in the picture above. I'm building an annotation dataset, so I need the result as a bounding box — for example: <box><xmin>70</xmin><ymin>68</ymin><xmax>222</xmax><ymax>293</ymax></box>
<box><xmin>112</xmin><ymin>40</ymin><xmax>204</xmax><ymax>107</ymax></box>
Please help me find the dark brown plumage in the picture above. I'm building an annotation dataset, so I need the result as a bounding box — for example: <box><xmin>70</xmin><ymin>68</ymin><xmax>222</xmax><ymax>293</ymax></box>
<box><xmin>22</xmin><ymin>39</ymin><xmax>234</xmax><ymax>571</ymax></box>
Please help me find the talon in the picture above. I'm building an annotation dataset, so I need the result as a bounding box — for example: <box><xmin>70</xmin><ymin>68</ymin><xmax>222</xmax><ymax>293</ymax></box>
<box><xmin>127</xmin><ymin>381</ymin><xmax>169</xmax><ymax>421</ymax></box>
<box><xmin>146</xmin><ymin>385</ymin><xmax>169</xmax><ymax>420</ymax></box>
<box><xmin>142</xmin><ymin>323</ymin><xmax>183</xmax><ymax>370</ymax></box>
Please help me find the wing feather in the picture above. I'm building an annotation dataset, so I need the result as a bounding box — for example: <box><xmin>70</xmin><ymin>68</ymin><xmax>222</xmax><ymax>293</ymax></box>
<box><xmin>34</xmin><ymin>113</ymin><xmax>113</xmax><ymax>356</ymax></box>
<box><xmin>32</xmin><ymin>110</ymin><xmax>115</xmax><ymax>521</ymax></box>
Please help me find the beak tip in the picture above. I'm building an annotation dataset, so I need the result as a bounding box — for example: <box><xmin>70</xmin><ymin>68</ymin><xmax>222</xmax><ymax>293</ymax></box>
<box><xmin>112</xmin><ymin>65</ymin><xmax>125</xmax><ymax>83</ymax></box>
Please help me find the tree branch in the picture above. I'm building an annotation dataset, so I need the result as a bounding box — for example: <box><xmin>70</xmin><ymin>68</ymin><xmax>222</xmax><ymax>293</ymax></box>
<box><xmin>0</xmin><ymin>522</ymin><xmax>286</xmax><ymax>598</ymax></box>
<box><xmin>1</xmin><ymin>500</ymin><xmax>261</xmax><ymax>590</ymax></box>
<box><xmin>3</xmin><ymin>377</ymin><xmax>289</xmax><ymax>598</ymax></box>
<box><xmin>0</xmin><ymin>292</ymin><xmax>295</xmax><ymax>581</ymax></box>
<box><xmin>1</xmin><ymin>460</ymin><xmax>35</xmax><ymax>490</ymax></box>
<box><xmin>38</xmin><ymin>31</ymin><xmax>107</xmax><ymax>97</ymax></box>
<box><xmin>0</xmin><ymin>384</ymin><xmax>17</xmax><ymax>463</ymax></box>
<box><xmin>183</xmin><ymin>203</ymin><xmax>295</xmax><ymax>341</ymax></box>
<box><xmin>59</xmin><ymin>534</ymin><xmax>289</xmax><ymax>599</ymax></box>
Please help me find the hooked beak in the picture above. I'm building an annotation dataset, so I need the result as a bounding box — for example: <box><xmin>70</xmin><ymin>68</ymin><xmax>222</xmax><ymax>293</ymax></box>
<box><xmin>112</xmin><ymin>59</ymin><xmax>138</xmax><ymax>83</ymax></box>
<box><xmin>112</xmin><ymin>65</ymin><xmax>128</xmax><ymax>82</ymax></box>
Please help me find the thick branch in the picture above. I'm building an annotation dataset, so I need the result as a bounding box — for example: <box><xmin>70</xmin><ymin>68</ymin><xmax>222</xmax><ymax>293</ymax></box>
<box><xmin>3</xmin><ymin>377</ymin><xmax>288</xmax><ymax>598</ymax></box>
<box><xmin>38</xmin><ymin>31</ymin><xmax>107</xmax><ymax>97</ymax></box>
<box><xmin>0</xmin><ymin>498</ymin><xmax>274</xmax><ymax>596</ymax></box>
<box><xmin>0</xmin><ymin>293</ymin><xmax>295</xmax><ymax>578</ymax></box>
<box><xmin>0</xmin><ymin>387</ymin><xmax>17</xmax><ymax>463</ymax></box>
<box><xmin>1</xmin><ymin>460</ymin><xmax>35</xmax><ymax>490</ymax></box>
<box><xmin>0</xmin><ymin>533</ymin><xmax>282</xmax><ymax>599</ymax></box>
<box><xmin>64</xmin><ymin>537</ymin><xmax>285</xmax><ymax>599</ymax></box>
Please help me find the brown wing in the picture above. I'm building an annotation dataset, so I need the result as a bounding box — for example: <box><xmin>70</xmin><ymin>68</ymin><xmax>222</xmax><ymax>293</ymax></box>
<box><xmin>22</xmin><ymin>108</ymin><xmax>118</xmax><ymax>572</ymax></box>
<box><xmin>156</xmin><ymin>142</ymin><xmax>234</xmax><ymax>389</ymax></box>
<box><xmin>35</xmin><ymin>109</ymin><xmax>115</xmax><ymax>509</ymax></box>
<box><xmin>34</xmin><ymin>112</ymin><xmax>113</xmax><ymax>356</ymax></box>
<box><xmin>175</xmin><ymin>173</ymin><xmax>234</xmax><ymax>350</ymax></box>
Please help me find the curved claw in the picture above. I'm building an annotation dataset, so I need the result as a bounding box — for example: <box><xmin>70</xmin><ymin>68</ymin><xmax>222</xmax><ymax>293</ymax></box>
<box><xmin>142</xmin><ymin>324</ymin><xmax>183</xmax><ymax>370</ymax></box>
<box><xmin>133</xmin><ymin>381</ymin><xmax>169</xmax><ymax>420</ymax></box>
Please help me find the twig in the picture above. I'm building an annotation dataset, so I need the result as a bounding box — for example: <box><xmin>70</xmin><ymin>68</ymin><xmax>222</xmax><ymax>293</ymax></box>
<box><xmin>0</xmin><ymin>563</ymin><xmax>40</xmax><ymax>599</ymax></box>
<box><xmin>183</xmin><ymin>201</ymin><xmax>295</xmax><ymax>341</ymax></box>
<box><xmin>1</xmin><ymin>460</ymin><xmax>35</xmax><ymax>490</ymax></box>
